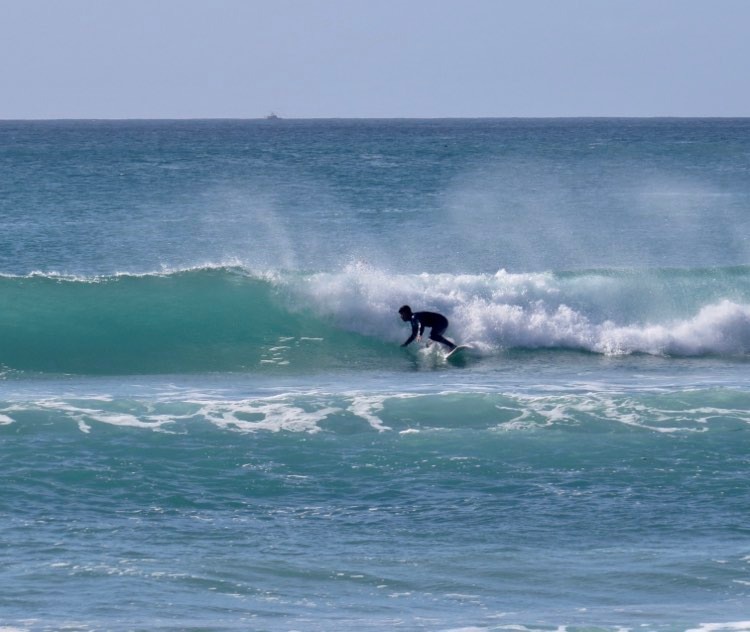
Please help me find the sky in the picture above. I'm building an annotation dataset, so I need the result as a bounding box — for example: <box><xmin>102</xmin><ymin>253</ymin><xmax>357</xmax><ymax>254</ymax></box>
<box><xmin>2</xmin><ymin>0</ymin><xmax>749</xmax><ymax>119</ymax></box>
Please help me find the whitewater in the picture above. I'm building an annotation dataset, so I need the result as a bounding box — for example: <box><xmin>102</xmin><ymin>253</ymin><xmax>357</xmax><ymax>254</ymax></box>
<box><xmin>2</xmin><ymin>119</ymin><xmax>750</xmax><ymax>631</ymax></box>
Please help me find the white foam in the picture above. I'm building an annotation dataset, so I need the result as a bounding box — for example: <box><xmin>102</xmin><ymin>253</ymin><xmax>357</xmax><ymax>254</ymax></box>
<box><xmin>188</xmin><ymin>395</ymin><xmax>339</xmax><ymax>434</ymax></box>
<box><xmin>685</xmin><ymin>622</ymin><xmax>750</xmax><ymax>632</ymax></box>
<box><xmin>347</xmin><ymin>395</ymin><xmax>391</xmax><ymax>432</ymax></box>
<box><xmin>494</xmin><ymin>392</ymin><xmax>723</xmax><ymax>433</ymax></box>
<box><xmin>10</xmin><ymin>399</ymin><xmax>180</xmax><ymax>432</ymax></box>
<box><xmin>283</xmin><ymin>265</ymin><xmax>750</xmax><ymax>357</ymax></box>
<box><xmin>597</xmin><ymin>300</ymin><xmax>750</xmax><ymax>356</ymax></box>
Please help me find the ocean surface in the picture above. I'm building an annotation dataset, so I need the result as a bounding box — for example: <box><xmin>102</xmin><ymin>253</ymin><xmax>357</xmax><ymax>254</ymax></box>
<box><xmin>2</xmin><ymin>118</ymin><xmax>750</xmax><ymax>631</ymax></box>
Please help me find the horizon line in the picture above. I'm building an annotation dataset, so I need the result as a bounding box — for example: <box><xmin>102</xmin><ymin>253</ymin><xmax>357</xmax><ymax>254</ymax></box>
<box><xmin>2</xmin><ymin>115</ymin><xmax>749</xmax><ymax>122</ymax></box>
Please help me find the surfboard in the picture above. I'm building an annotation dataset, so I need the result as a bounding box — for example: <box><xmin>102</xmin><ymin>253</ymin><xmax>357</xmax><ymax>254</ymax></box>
<box><xmin>445</xmin><ymin>345</ymin><xmax>470</xmax><ymax>360</ymax></box>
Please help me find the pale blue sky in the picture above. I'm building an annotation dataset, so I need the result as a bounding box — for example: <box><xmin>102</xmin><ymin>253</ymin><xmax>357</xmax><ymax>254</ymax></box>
<box><xmin>2</xmin><ymin>0</ymin><xmax>749</xmax><ymax>119</ymax></box>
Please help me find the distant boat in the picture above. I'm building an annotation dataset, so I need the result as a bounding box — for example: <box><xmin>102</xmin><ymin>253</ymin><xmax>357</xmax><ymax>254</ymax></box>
<box><xmin>265</xmin><ymin>113</ymin><xmax>281</xmax><ymax>120</ymax></box>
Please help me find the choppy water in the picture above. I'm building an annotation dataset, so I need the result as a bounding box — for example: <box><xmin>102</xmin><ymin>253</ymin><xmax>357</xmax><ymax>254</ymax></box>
<box><xmin>2</xmin><ymin>119</ymin><xmax>750</xmax><ymax>631</ymax></box>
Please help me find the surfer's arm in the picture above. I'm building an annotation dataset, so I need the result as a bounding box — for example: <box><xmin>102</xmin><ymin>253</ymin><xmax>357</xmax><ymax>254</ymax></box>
<box><xmin>401</xmin><ymin>319</ymin><xmax>419</xmax><ymax>347</ymax></box>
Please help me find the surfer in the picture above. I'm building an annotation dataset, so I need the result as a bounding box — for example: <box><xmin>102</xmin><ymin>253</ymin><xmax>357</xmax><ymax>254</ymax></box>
<box><xmin>398</xmin><ymin>305</ymin><xmax>457</xmax><ymax>351</ymax></box>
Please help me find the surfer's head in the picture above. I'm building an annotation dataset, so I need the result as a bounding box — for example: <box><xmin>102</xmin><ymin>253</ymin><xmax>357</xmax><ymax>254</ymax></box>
<box><xmin>398</xmin><ymin>305</ymin><xmax>412</xmax><ymax>321</ymax></box>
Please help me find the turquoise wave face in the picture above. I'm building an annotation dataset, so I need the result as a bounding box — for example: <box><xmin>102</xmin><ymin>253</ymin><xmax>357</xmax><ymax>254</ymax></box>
<box><xmin>0</xmin><ymin>268</ymin><xmax>399</xmax><ymax>375</ymax></box>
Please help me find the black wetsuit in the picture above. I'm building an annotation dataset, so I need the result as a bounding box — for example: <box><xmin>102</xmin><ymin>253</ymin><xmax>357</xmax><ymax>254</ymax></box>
<box><xmin>402</xmin><ymin>311</ymin><xmax>456</xmax><ymax>350</ymax></box>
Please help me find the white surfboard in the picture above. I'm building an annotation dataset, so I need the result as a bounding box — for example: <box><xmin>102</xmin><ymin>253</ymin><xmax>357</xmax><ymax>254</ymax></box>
<box><xmin>445</xmin><ymin>344</ymin><xmax>470</xmax><ymax>360</ymax></box>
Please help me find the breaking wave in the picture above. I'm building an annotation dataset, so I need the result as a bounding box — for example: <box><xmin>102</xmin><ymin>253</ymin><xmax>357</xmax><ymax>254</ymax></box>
<box><xmin>2</xmin><ymin>263</ymin><xmax>750</xmax><ymax>375</ymax></box>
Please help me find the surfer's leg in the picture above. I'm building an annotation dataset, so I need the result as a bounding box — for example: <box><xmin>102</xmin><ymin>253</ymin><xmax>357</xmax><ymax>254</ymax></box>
<box><xmin>429</xmin><ymin>327</ymin><xmax>456</xmax><ymax>351</ymax></box>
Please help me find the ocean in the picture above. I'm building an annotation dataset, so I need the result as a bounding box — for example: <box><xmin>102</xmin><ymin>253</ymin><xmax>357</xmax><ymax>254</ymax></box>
<box><xmin>1</xmin><ymin>118</ymin><xmax>750</xmax><ymax>631</ymax></box>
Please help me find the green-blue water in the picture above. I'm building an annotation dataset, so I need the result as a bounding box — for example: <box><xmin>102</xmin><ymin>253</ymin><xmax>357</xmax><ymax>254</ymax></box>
<box><xmin>2</xmin><ymin>119</ymin><xmax>750</xmax><ymax>631</ymax></box>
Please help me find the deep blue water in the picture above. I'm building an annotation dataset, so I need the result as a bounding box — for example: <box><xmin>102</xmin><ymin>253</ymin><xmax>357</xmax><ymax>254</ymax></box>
<box><xmin>2</xmin><ymin>119</ymin><xmax>750</xmax><ymax>631</ymax></box>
